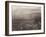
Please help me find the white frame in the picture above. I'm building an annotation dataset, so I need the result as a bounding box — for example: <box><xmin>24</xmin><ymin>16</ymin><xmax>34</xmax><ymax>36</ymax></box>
<box><xmin>9</xmin><ymin>3</ymin><xmax>44</xmax><ymax>35</ymax></box>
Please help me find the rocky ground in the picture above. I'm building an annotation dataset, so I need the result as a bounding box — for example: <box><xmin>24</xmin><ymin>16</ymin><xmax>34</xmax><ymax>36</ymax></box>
<box><xmin>12</xmin><ymin>14</ymin><xmax>41</xmax><ymax>31</ymax></box>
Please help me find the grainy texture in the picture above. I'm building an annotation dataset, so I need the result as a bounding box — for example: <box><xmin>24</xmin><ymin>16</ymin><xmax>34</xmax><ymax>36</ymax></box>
<box><xmin>12</xmin><ymin>5</ymin><xmax>41</xmax><ymax>31</ymax></box>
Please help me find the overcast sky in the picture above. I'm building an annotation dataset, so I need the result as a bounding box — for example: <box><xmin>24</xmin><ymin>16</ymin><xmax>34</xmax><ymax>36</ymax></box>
<box><xmin>12</xmin><ymin>5</ymin><xmax>41</xmax><ymax>19</ymax></box>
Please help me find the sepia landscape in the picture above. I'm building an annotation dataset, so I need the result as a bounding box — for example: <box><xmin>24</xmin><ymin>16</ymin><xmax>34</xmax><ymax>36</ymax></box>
<box><xmin>12</xmin><ymin>5</ymin><xmax>41</xmax><ymax>31</ymax></box>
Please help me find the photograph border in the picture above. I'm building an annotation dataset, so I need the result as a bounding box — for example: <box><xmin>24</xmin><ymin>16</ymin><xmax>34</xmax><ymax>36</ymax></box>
<box><xmin>5</xmin><ymin>1</ymin><xmax>45</xmax><ymax>36</ymax></box>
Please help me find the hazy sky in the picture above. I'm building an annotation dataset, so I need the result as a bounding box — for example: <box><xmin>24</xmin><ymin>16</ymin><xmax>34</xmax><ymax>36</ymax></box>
<box><xmin>12</xmin><ymin>5</ymin><xmax>41</xmax><ymax>19</ymax></box>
